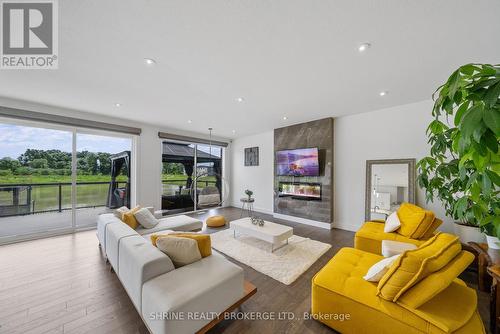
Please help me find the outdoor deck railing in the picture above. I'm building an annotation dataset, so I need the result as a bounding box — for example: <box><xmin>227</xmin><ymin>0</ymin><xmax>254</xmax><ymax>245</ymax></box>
<box><xmin>0</xmin><ymin>181</ymin><xmax>127</xmax><ymax>217</ymax></box>
<box><xmin>0</xmin><ymin>179</ymin><xmax>218</xmax><ymax>218</ymax></box>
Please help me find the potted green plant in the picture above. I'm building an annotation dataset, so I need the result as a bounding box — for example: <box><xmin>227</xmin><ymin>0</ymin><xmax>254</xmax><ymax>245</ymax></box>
<box><xmin>244</xmin><ymin>189</ymin><xmax>253</xmax><ymax>201</ymax></box>
<box><xmin>417</xmin><ymin>63</ymin><xmax>500</xmax><ymax>244</ymax></box>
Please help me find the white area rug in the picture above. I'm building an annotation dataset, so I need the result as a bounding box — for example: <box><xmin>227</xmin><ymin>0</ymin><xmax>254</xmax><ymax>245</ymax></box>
<box><xmin>210</xmin><ymin>228</ymin><xmax>331</xmax><ymax>285</ymax></box>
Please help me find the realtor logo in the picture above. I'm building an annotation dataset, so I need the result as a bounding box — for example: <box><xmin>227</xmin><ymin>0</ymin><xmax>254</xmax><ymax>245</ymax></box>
<box><xmin>1</xmin><ymin>0</ymin><xmax>58</xmax><ymax>69</ymax></box>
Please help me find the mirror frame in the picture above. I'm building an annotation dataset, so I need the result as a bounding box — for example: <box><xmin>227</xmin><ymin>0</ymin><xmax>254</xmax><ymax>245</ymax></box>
<box><xmin>365</xmin><ymin>158</ymin><xmax>416</xmax><ymax>221</ymax></box>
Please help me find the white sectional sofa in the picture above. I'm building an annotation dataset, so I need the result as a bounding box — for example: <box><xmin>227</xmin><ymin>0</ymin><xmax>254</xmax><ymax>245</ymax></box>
<box><xmin>97</xmin><ymin>213</ymin><xmax>245</xmax><ymax>334</ymax></box>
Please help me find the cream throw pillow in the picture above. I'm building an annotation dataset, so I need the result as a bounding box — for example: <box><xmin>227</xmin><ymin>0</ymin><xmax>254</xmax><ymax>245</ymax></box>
<box><xmin>114</xmin><ymin>206</ymin><xmax>129</xmax><ymax>219</ymax></box>
<box><xmin>156</xmin><ymin>236</ymin><xmax>202</xmax><ymax>268</ymax></box>
<box><xmin>384</xmin><ymin>211</ymin><xmax>401</xmax><ymax>233</ymax></box>
<box><xmin>364</xmin><ymin>254</ymin><xmax>400</xmax><ymax>282</ymax></box>
<box><xmin>134</xmin><ymin>207</ymin><xmax>159</xmax><ymax>228</ymax></box>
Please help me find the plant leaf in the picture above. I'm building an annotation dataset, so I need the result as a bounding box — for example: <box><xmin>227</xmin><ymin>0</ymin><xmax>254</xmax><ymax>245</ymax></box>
<box><xmin>454</xmin><ymin>102</ymin><xmax>470</xmax><ymax>126</ymax></box>
<box><xmin>486</xmin><ymin>170</ymin><xmax>500</xmax><ymax>187</ymax></box>
<box><xmin>483</xmin><ymin>107</ymin><xmax>500</xmax><ymax>136</ymax></box>
<box><xmin>485</xmin><ymin>81</ymin><xmax>500</xmax><ymax>108</ymax></box>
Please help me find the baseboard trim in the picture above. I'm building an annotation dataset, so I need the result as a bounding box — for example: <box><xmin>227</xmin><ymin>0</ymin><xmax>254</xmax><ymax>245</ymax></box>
<box><xmin>272</xmin><ymin>213</ymin><xmax>333</xmax><ymax>230</ymax></box>
<box><xmin>229</xmin><ymin>202</ymin><xmax>274</xmax><ymax>215</ymax></box>
<box><xmin>332</xmin><ymin>221</ymin><xmax>360</xmax><ymax>232</ymax></box>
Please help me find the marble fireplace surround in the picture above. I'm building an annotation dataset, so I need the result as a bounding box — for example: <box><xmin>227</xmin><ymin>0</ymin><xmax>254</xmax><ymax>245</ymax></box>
<box><xmin>273</xmin><ymin>118</ymin><xmax>334</xmax><ymax>228</ymax></box>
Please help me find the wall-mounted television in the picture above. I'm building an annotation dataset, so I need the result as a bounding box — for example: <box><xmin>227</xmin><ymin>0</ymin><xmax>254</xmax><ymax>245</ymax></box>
<box><xmin>276</xmin><ymin>147</ymin><xmax>319</xmax><ymax>176</ymax></box>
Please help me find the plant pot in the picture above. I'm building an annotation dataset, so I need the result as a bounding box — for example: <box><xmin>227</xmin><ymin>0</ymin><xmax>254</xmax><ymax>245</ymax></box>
<box><xmin>453</xmin><ymin>222</ymin><xmax>485</xmax><ymax>243</ymax></box>
<box><xmin>486</xmin><ymin>235</ymin><xmax>500</xmax><ymax>249</ymax></box>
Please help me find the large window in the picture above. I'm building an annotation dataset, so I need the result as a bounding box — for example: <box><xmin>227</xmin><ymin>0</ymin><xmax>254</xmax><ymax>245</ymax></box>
<box><xmin>161</xmin><ymin>141</ymin><xmax>223</xmax><ymax>215</ymax></box>
<box><xmin>0</xmin><ymin>120</ymin><xmax>134</xmax><ymax>243</ymax></box>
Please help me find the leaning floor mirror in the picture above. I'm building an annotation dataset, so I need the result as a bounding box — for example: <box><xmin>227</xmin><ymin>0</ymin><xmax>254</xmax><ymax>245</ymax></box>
<box><xmin>365</xmin><ymin>158</ymin><xmax>416</xmax><ymax>221</ymax></box>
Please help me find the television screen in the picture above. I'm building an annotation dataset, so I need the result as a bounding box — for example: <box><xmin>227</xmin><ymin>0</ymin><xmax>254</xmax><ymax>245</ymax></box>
<box><xmin>276</xmin><ymin>148</ymin><xmax>319</xmax><ymax>176</ymax></box>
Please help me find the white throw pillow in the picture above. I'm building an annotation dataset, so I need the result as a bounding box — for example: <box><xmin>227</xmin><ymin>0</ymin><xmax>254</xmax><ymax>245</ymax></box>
<box><xmin>156</xmin><ymin>236</ymin><xmax>202</xmax><ymax>267</ymax></box>
<box><xmin>134</xmin><ymin>207</ymin><xmax>159</xmax><ymax>229</ymax></box>
<box><xmin>384</xmin><ymin>211</ymin><xmax>401</xmax><ymax>233</ymax></box>
<box><xmin>363</xmin><ymin>254</ymin><xmax>400</xmax><ymax>282</ymax></box>
<box><xmin>114</xmin><ymin>206</ymin><xmax>129</xmax><ymax>219</ymax></box>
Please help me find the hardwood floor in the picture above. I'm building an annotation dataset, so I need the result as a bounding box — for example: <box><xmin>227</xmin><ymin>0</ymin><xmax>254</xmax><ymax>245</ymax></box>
<box><xmin>0</xmin><ymin>207</ymin><xmax>490</xmax><ymax>334</ymax></box>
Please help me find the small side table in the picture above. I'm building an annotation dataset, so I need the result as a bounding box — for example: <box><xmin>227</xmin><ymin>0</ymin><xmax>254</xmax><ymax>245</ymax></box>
<box><xmin>488</xmin><ymin>265</ymin><xmax>500</xmax><ymax>334</ymax></box>
<box><xmin>468</xmin><ymin>242</ymin><xmax>500</xmax><ymax>292</ymax></box>
<box><xmin>240</xmin><ymin>198</ymin><xmax>255</xmax><ymax>218</ymax></box>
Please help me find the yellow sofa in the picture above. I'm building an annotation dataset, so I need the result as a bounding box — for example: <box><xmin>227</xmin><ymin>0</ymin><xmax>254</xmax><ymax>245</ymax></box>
<box><xmin>311</xmin><ymin>246</ymin><xmax>484</xmax><ymax>334</ymax></box>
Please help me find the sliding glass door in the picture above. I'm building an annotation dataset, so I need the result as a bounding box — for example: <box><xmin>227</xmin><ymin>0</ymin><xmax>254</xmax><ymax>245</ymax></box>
<box><xmin>76</xmin><ymin>132</ymin><xmax>132</xmax><ymax>228</ymax></box>
<box><xmin>161</xmin><ymin>141</ymin><xmax>224</xmax><ymax>215</ymax></box>
<box><xmin>0</xmin><ymin>119</ymin><xmax>135</xmax><ymax>243</ymax></box>
<box><xmin>0</xmin><ymin>122</ymin><xmax>74</xmax><ymax>241</ymax></box>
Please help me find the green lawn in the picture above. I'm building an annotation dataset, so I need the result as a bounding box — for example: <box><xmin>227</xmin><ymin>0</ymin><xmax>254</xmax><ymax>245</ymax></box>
<box><xmin>0</xmin><ymin>174</ymin><xmax>217</xmax><ymax>213</ymax></box>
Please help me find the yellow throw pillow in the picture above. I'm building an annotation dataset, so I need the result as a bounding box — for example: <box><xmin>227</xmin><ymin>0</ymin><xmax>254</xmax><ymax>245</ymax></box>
<box><xmin>420</xmin><ymin>218</ymin><xmax>443</xmax><ymax>239</ymax></box>
<box><xmin>152</xmin><ymin>233</ymin><xmax>212</xmax><ymax>258</ymax></box>
<box><xmin>396</xmin><ymin>251</ymin><xmax>474</xmax><ymax>309</ymax></box>
<box><xmin>397</xmin><ymin>203</ymin><xmax>435</xmax><ymax>239</ymax></box>
<box><xmin>121</xmin><ymin>206</ymin><xmax>141</xmax><ymax>229</ymax></box>
<box><xmin>377</xmin><ymin>232</ymin><xmax>461</xmax><ymax>301</ymax></box>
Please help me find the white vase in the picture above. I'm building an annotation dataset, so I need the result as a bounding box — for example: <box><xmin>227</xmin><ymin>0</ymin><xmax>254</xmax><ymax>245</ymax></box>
<box><xmin>486</xmin><ymin>235</ymin><xmax>500</xmax><ymax>249</ymax></box>
<box><xmin>453</xmin><ymin>223</ymin><xmax>485</xmax><ymax>243</ymax></box>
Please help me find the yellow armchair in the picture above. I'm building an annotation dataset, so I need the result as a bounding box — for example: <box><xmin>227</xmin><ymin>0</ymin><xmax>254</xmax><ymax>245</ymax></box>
<box><xmin>311</xmin><ymin>246</ymin><xmax>484</xmax><ymax>333</ymax></box>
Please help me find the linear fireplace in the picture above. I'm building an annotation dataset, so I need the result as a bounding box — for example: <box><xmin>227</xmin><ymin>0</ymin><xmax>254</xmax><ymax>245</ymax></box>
<box><xmin>278</xmin><ymin>182</ymin><xmax>322</xmax><ymax>200</ymax></box>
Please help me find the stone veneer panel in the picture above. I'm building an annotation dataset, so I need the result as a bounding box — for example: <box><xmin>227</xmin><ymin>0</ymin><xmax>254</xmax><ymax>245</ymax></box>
<box><xmin>274</xmin><ymin>118</ymin><xmax>334</xmax><ymax>223</ymax></box>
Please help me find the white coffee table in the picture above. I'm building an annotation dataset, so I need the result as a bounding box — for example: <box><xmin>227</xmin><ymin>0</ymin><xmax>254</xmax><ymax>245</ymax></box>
<box><xmin>230</xmin><ymin>217</ymin><xmax>293</xmax><ymax>252</ymax></box>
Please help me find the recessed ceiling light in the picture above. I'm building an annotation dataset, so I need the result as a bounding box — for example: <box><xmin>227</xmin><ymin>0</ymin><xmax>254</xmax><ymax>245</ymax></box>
<box><xmin>379</xmin><ymin>91</ymin><xmax>388</xmax><ymax>97</ymax></box>
<box><xmin>236</xmin><ymin>97</ymin><xmax>244</xmax><ymax>103</ymax></box>
<box><xmin>144</xmin><ymin>58</ymin><xmax>156</xmax><ymax>66</ymax></box>
<box><xmin>358</xmin><ymin>43</ymin><xmax>371</xmax><ymax>52</ymax></box>
<box><xmin>114</xmin><ymin>103</ymin><xmax>122</xmax><ymax>107</ymax></box>
<box><xmin>232</xmin><ymin>130</ymin><xmax>236</xmax><ymax>134</ymax></box>
<box><xmin>283</xmin><ymin>116</ymin><xmax>288</xmax><ymax>120</ymax></box>
<box><xmin>187</xmin><ymin>120</ymin><xmax>192</xmax><ymax>124</ymax></box>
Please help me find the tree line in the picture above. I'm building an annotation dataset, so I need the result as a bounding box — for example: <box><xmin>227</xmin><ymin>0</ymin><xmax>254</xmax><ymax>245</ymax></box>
<box><xmin>0</xmin><ymin>149</ymin><xmax>114</xmax><ymax>176</ymax></box>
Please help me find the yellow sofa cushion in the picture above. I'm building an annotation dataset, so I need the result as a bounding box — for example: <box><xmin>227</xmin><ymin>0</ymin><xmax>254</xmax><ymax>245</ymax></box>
<box><xmin>397</xmin><ymin>203</ymin><xmax>435</xmax><ymax>239</ymax></box>
<box><xmin>421</xmin><ymin>218</ymin><xmax>443</xmax><ymax>239</ymax></box>
<box><xmin>377</xmin><ymin>232</ymin><xmax>461</xmax><ymax>301</ymax></box>
<box><xmin>151</xmin><ymin>233</ymin><xmax>212</xmax><ymax>258</ymax></box>
<box><xmin>355</xmin><ymin>221</ymin><xmax>427</xmax><ymax>255</ymax></box>
<box><xmin>397</xmin><ymin>251</ymin><xmax>475</xmax><ymax>308</ymax></box>
<box><xmin>121</xmin><ymin>206</ymin><xmax>141</xmax><ymax>229</ymax></box>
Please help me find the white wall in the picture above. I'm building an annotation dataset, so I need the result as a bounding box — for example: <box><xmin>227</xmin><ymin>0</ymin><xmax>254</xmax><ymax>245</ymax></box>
<box><xmin>334</xmin><ymin>100</ymin><xmax>452</xmax><ymax>232</ymax></box>
<box><xmin>229</xmin><ymin>131</ymin><xmax>274</xmax><ymax>214</ymax></box>
<box><xmin>229</xmin><ymin>100</ymin><xmax>454</xmax><ymax>233</ymax></box>
<box><xmin>0</xmin><ymin>96</ymin><xmax>230</xmax><ymax>211</ymax></box>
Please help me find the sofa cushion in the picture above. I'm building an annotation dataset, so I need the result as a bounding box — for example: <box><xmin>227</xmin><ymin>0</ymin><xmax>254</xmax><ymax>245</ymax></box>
<box><xmin>397</xmin><ymin>203</ymin><xmax>435</xmax><ymax>239</ymax></box>
<box><xmin>142</xmin><ymin>251</ymin><xmax>244</xmax><ymax>334</ymax></box>
<box><xmin>134</xmin><ymin>207</ymin><xmax>159</xmax><ymax>229</ymax></box>
<box><xmin>152</xmin><ymin>233</ymin><xmax>212</xmax><ymax>258</ymax></box>
<box><xmin>156</xmin><ymin>236</ymin><xmax>202</xmax><ymax>268</ymax></box>
<box><xmin>355</xmin><ymin>221</ymin><xmax>427</xmax><ymax>255</ymax></box>
<box><xmin>421</xmin><ymin>218</ymin><xmax>443</xmax><ymax>239</ymax></box>
<box><xmin>377</xmin><ymin>233</ymin><xmax>461</xmax><ymax>301</ymax></box>
<box><xmin>118</xmin><ymin>235</ymin><xmax>175</xmax><ymax>311</ymax></box>
<box><xmin>122</xmin><ymin>206</ymin><xmax>141</xmax><ymax>229</ymax></box>
<box><xmin>397</xmin><ymin>251</ymin><xmax>474</xmax><ymax>308</ymax></box>
<box><xmin>135</xmin><ymin>215</ymin><xmax>202</xmax><ymax>235</ymax></box>
<box><xmin>384</xmin><ymin>211</ymin><xmax>401</xmax><ymax>233</ymax></box>
<box><xmin>363</xmin><ymin>254</ymin><xmax>400</xmax><ymax>282</ymax></box>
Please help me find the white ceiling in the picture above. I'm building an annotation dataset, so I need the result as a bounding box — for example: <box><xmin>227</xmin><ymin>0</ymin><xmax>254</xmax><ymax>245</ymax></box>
<box><xmin>1</xmin><ymin>0</ymin><xmax>499</xmax><ymax>139</ymax></box>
